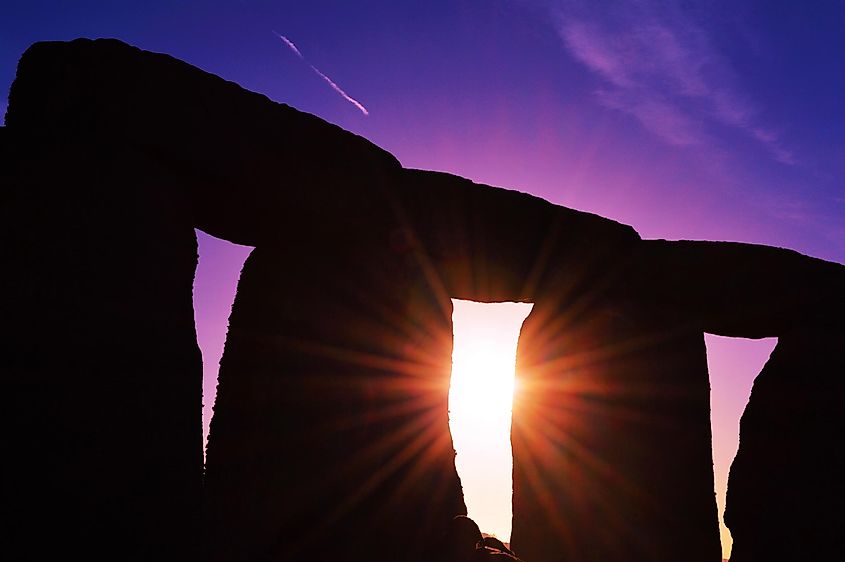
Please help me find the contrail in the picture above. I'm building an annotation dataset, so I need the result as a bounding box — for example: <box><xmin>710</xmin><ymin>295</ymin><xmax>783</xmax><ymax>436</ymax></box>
<box><xmin>272</xmin><ymin>31</ymin><xmax>303</xmax><ymax>58</ymax></box>
<box><xmin>272</xmin><ymin>31</ymin><xmax>369</xmax><ymax>116</ymax></box>
<box><xmin>308</xmin><ymin>64</ymin><xmax>370</xmax><ymax>116</ymax></box>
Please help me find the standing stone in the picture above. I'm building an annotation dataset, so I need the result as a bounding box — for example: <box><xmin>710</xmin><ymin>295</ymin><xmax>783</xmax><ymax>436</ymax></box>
<box><xmin>0</xmin><ymin>132</ymin><xmax>203</xmax><ymax>561</ymax></box>
<box><xmin>203</xmin><ymin>240</ymin><xmax>466</xmax><ymax>562</ymax></box>
<box><xmin>7</xmin><ymin>37</ymin><xmax>845</xmax><ymax>562</ymax></box>
<box><xmin>3</xmin><ymin>36</ymin><xmax>400</xmax><ymax>562</ymax></box>
<box><xmin>726</xmin><ymin>329</ymin><xmax>845</xmax><ymax>562</ymax></box>
<box><xmin>629</xmin><ymin>240</ymin><xmax>845</xmax><ymax>562</ymax></box>
<box><xmin>511</xmin><ymin>293</ymin><xmax>721</xmax><ymax>562</ymax></box>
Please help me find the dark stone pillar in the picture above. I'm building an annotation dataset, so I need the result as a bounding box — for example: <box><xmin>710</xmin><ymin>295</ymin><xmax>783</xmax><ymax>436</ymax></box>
<box><xmin>204</xmin><ymin>241</ymin><xmax>466</xmax><ymax>562</ymax></box>
<box><xmin>0</xmin><ymin>134</ymin><xmax>203</xmax><ymax>561</ymax></box>
<box><xmin>511</xmin><ymin>296</ymin><xmax>721</xmax><ymax>562</ymax></box>
<box><xmin>726</xmin><ymin>329</ymin><xmax>845</xmax><ymax>561</ymax></box>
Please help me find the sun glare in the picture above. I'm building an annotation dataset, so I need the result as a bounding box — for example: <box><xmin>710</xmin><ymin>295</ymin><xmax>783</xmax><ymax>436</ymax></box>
<box><xmin>449</xmin><ymin>299</ymin><xmax>534</xmax><ymax>542</ymax></box>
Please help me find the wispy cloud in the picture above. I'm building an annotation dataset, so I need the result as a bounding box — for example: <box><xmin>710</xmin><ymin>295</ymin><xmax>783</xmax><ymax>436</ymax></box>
<box><xmin>751</xmin><ymin>127</ymin><xmax>797</xmax><ymax>165</ymax></box>
<box><xmin>550</xmin><ymin>1</ymin><xmax>794</xmax><ymax>164</ymax></box>
<box><xmin>273</xmin><ymin>31</ymin><xmax>369</xmax><ymax>116</ymax></box>
<box><xmin>596</xmin><ymin>88</ymin><xmax>704</xmax><ymax>147</ymax></box>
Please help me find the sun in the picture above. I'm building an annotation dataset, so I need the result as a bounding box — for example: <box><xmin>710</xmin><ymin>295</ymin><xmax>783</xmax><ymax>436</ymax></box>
<box><xmin>448</xmin><ymin>299</ymin><xmax>534</xmax><ymax>542</ymax></box>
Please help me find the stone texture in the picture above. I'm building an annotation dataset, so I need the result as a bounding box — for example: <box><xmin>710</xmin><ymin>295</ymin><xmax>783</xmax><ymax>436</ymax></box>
<box><xmin>199</xmin><ymin>165</ymin><xmax>638</xmax><ymax>561</ymax></box>
<box><xmin>510</xmin><ymin>294</ymin><xmax>721</xmax><ymax>562</ymax></box>
<box><xmin>3</xmin><ymin>37</ymin><xmax>845</xmax><ymax>562</ymax></box>
<box><xmin>203</xmin><ymin>242</ymin><xmax>465</xmax><ymax>562</ymax></box>
<box><xmin>0</xmin><ymin>132</ymin><xmax>203</xmax><ymax>561</ymax></box>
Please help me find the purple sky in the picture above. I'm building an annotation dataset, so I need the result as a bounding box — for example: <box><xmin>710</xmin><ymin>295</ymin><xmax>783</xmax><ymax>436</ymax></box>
<box><xmin>3</xmin><ymin>1</ymin><xmax>843</xmax><ymax>264</ymax></box>
<box><xmin>3</xmin><ymin>1</ymin><xmax>842</xmax><ymax>557</ymax></box>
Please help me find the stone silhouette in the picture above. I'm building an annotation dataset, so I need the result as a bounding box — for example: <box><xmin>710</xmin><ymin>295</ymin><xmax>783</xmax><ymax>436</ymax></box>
<box><xmin>512</xmin><ymin>282</ymin><xmax>719</xmax><ymax>561</ymax></box>
<box><xmin>724</xmin><ymin>329</ymin><xmax>845</xmax><ymax>562</ymax></box>
<box><xmin>1</xmin><ymin>38</ymin><xmax>843</xmax><ymax>562</ymax></box>
<box><xmin>433</xmin><ymin>516</ymin><xmax>522</xmax><ymax>561</ymax></box>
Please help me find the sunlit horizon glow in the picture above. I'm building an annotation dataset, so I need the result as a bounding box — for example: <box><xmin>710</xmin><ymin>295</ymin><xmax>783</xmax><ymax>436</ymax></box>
<box><xmin>448</xmin><ymin>299</ymin><xmax>534</xmax><ymax>541</ymax></box>
<box><xmin>705</xmin><ymin>334</ymin><xmax>777</xmax><ymax>560</ymax></box>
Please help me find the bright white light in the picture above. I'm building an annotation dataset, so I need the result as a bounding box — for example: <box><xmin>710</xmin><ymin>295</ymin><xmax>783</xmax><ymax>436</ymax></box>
<box><xmin>449</xmin><ymin>299</ymin><xmax>534</xmax><ymax>542</ymax></box>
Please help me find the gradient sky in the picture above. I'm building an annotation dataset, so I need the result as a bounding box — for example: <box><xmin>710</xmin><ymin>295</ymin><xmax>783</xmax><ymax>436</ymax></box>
<box><xmin>3</xmin><ymin>1</ymin><xmax>842</xmax><ymax>558</ymax></box>
<box><xmin>3</xmin><ymin>0</ymin><xmax>844</xmax><ymax>263</ymax></box>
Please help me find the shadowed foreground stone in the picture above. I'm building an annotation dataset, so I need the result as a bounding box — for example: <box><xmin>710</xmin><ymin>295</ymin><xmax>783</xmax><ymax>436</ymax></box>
<box><xmin>725</xmin><ymin>329</ymin><xmax>845</xmax><ymax>562</ymax></box>
<box><xmin>511</xmin><ymin>295</ymin><xmax>721</xmax><ymax>562</ymax></box>
<box><xmin>2</xmin><ymin>37</ymin><xmax>844</xmax><ymax>562</ymax></box>
<box><xmin>630</xmin><ymin>240</ymin><xmax>845</xmax><ymax>337</ymax></box>
<box><xmin>0</xmin><ymin>133</ymin><xmax>202</xmax><ymax>561</ymax></box>
<box><xmin>3</xmin><ymin>38</ymin><xmax>401</xmax><ymax>248</ymax></box>
<box><xmin>200</xmin><ymin>164</ymin><xmax>639</xmax><ymax>562</ymax></box>
<box><xmin>203</xmin><ymin>242</ymin><xmax>466</xmax><ymax>562</ymax></box>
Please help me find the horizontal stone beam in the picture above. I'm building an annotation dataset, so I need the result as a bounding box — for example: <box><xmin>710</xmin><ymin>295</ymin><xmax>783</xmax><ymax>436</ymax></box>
<box><xmin>628</xmin><ymin>240</ymin><xmax>845</xmax><ymax>337</ymax></box>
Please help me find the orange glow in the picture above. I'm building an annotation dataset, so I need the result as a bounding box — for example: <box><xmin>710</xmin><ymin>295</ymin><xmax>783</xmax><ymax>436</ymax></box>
<box><xmin>448</xmin><ymin>299</ymin><xmax>534</xmax><ymax>541</ymax></box>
